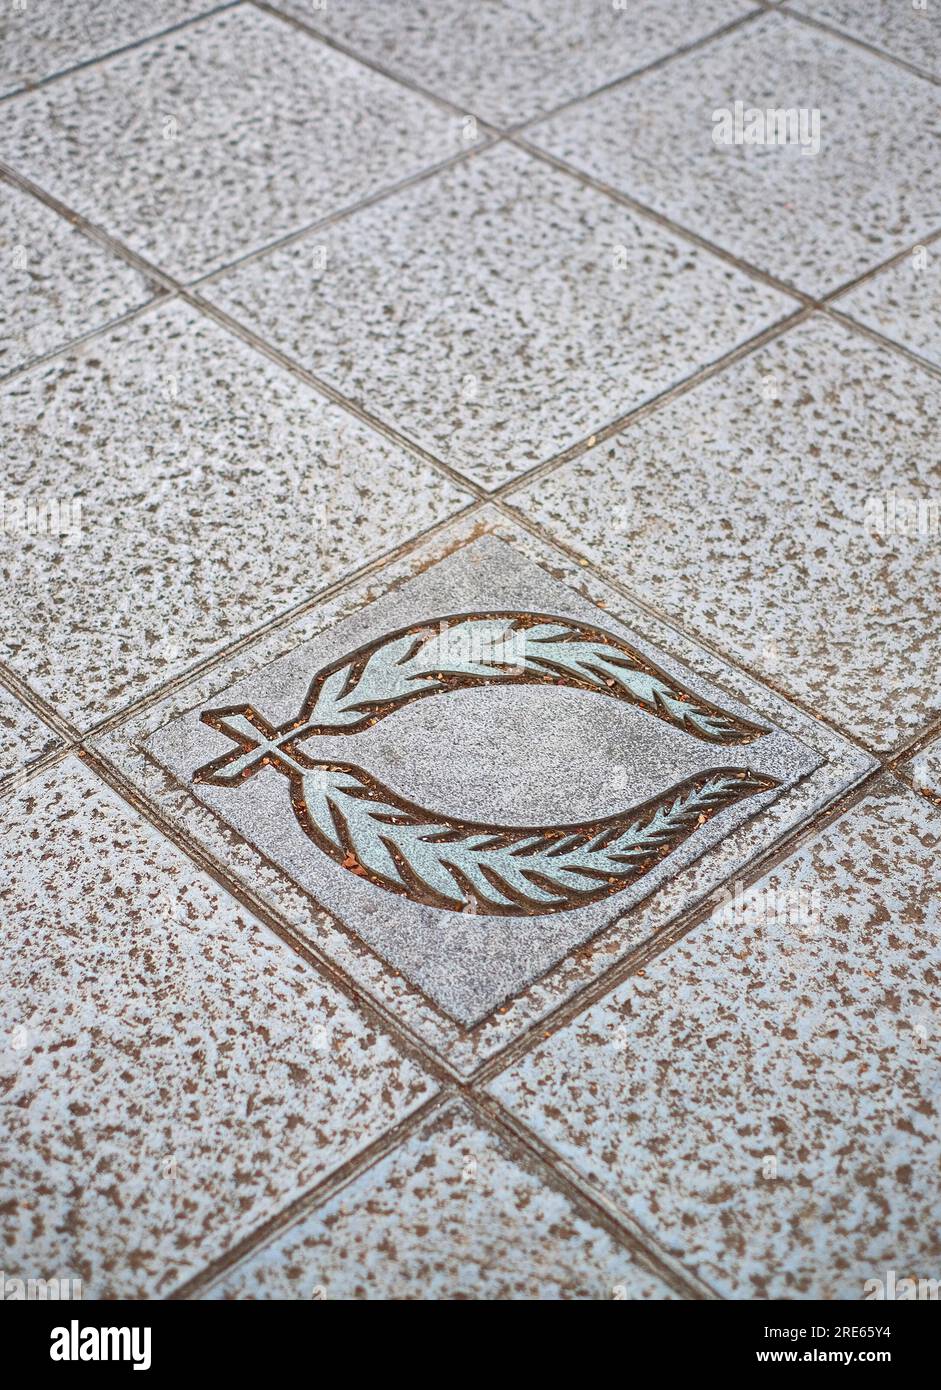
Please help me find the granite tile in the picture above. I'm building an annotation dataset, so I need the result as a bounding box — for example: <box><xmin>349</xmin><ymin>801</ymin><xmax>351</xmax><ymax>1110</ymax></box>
<box><xmin>0</xmin><ymin>6</ymin><xmax>477</xmax><ymax>280</ymax></box>
<box><xmin>209</xmin><ymin>142</ymin><xmax>792</xmax><ymax>489</ymax></box>
<box><xmin>529</xmin><ymin>11</ymin><xmax>941</xmax><ymax>296</ymax></box>
<box><xmin>0</xmin><ymin>685</ymin><xmax>60</xmax><ymax>780</ymax></box>
<box><xmin>132</xmin><ymin>517</ymin><xmax>872</xmax><ymax>1044</ymax></box>
<box><xmin>0</xmin><ymin>180</ymin><xmax>155</xmax><ymax>377</ymax></box>
<box><xmin>0</xmin><ymin>756</ymin><xmax>435</xmax><ymax>1298</ymax></box>
<box><xmin>271</xmin><ymin>0</ymin><xmax>751</xmax><ymax>128</ymax></box>
<box><xmin>491</xmin><ymin>780</ymin><xmax>941</xmax><ymax>1299</ymax></box>
<box><xmin>791</xmin><ymin>0</ymin><xmax>941</xmax><ymax>80</ymax></box>
<box><xmin>0</xmin><ymin>297</ymin><xmax>469</xmax><ymax>728</ymax></box>
<box><xmin>0</xmin><ymin>0</ymin><xmax>214</xmax><ymax>95</ymax></box>
<box><xmin>511</xmin><ymin>313</ymin><xmax>941</xmax><ymax>753</ymax></box>
<box><xmin>93</xmin><ymin>511</ymin><xmax>872</xmax><ymax>1073</ymax></box>
<box><xmin>907</xmin><ymin>738</ymin><xmax>941</xmax><ymax>802</ymax></box>
<box><xmin>837</xmin><ymin>244</ymin><xmax>941</xmax><ymax>368</ymax></box>
<box><xmin>204</xmin><ymin>1099</ymin><xmax>675</xmax><ymax>1299</ymax></box>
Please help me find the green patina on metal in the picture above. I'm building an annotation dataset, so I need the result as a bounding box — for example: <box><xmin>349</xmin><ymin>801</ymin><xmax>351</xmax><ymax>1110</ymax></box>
<box><xmin>193</xmin><ymin>612</ymin><xmax>776</xmax><ymax>915</ymax></box>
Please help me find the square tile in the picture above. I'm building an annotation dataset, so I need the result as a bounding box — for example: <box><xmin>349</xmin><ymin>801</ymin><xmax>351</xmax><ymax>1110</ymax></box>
<box><xmin>204</xmin><ymin>1099</ymin><xmax>676</xmax><ymax>1299</ymax></box>
<box><xmin>0</xmin><ymin>685</ymin><xmax>61</xmax><ymax>780</ymax></box>
<box><xmin>836</xmin><ymin>247</ymin><xmax>941</xmax><ymax>369</ymax></box>
<box><xmin>0</xmin><ymin>756</ymin><xmax>434</xmax><ymax>1298</ymax></box>
<box><xmin>0</xmin><ymin>297</ymin><xmax>470</xmax><ymax>728</ymax></box>
<box><xmin>209</xmin><ymin>143</ymin><xmax>791</xmax><ymax>489</ymax></box>
<box><xmin>0</xmin><ymin>6</ymin><xmax>476</xmax><ymax>280</ymax></box>
<box><xmin>491</xmin><ymin>780</ymin><xmax>941</xmax><ymax>1300</ymax></box>
<box><xmin>0</xmin><ymin>0</ymin><xmax>213</xmax><ymax>95</ymax></box>
<box><xmin>529</xmin><ymin>11</ymin><xmax>941</xmax><ymax>296</ymax></box>
<box><xmin>93</xmin><ymin>513</ymin><xmax>870</xmax><ymax>1074</ymax></box>
<box><xmin>272</xmin><ymin>0</ymin><xmax>751</xmax><ymax>128</ymax></box>
<box><xmin>511</xmin><ymin>314</ymin><xmax>941</xmax><ymax>753</ymax></box>
<box><xmin>126</xmin><ymin>517</ymin><xmax>870</xmax><ymax>1054</ymax></box>
<box><xmin>791</xmin><ymin>0</ymin><xmax>941</xmax><ymax>80</ymax></box>
<box><xmin>0</xmin><ymin>180</ymin><xmax>156</xmax><ymax>377</ymax></box>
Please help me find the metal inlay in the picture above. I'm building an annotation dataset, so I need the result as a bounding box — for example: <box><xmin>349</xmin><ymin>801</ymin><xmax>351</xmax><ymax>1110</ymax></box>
<box><xmin>193</xmin><ymin>613</ymin><xmax>778</xmax><ymax>916</ymax></box>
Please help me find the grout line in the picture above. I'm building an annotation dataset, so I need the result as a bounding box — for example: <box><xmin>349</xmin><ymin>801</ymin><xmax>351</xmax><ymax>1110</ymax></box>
<box><xmin>493</xmin><ymin>497</ymin><xmax>904</xmax><ymax>763</ymax></box>
<box><xmin>74</xmin><ymin>499</ymin><xmax>485</xmax><ymax>744</ymax></box>
<box><xmin>777</xmin><ymin>1</ymin><xmax>941</xmax><ymax>87</ymax></box>
<box><xmin>188</xmin><ymin>138</ymin><xmax>500</xmax><ymax>289</ymax></box>
<box><xmin>472</xmin><ymin>765</ymin><xmax>890</xmax><ymax>1088</ymax></box>
<box><xmin>0</xmin><ymin>160</ymin><xmax>182</xmax><ymax>294</ymax></box>
<box><xmin>0</xmin><ymin>1</ymin><xmax>244</xmax><ymax>106</ymax></box>
<box><xmin>491</xmin><ymin>306</ymin><xmax>813</xmax><ymax>502</ymax></box>
<box><xmin>509</xmin><ymin>134</ymin><xmax>814</xmax><ymax>306</ymax></box>
<box><xmin>250</xmin><ymin>0</ymin><xmax>502</xmax><ymax>132</ymax></box>
<box><xmin>504</xmin><ymin>4</ymin><xmax>767</xmax><ymax>138</ymax></box>
<box><xmin>822</xmin><ymin>305</ymin><xmax>941</xmax><ymax>382</ymax></box>
<box><xmin>470</xmin><ymin>1092</ymin><xmax>720</xmax><ymax>1299</ymax></box>
<box><xmin>181</xmin><ymin>285</ymin><xmax>490</xmax><ymax>500</ymax></box>
<box><xmin>0</xmin><ymin>290</ymin><xmax>175</xmax><ymax>388</ymax></box>
<box><xmin>80</xmin><ymin>744</ymin><xmax>464</xmax><ymax>1086</ymax></box>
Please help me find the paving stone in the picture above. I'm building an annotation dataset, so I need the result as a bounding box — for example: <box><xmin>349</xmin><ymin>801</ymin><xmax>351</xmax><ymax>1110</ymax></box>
<box><xmin>0</xmin><ymin>297</ymin><xmax>470</xmax><ymax>728</ymax></box>
<box><xmin>511</xmin><ymin>314</ymin><xmax>941</xmax><ymax>753</ymax></box>
<box><xmin>0</xmin><ymin>6</ymin><xmax>475</xmax><ymax>280</ymax></box>
<box><xmin>791</xmin><ymin>0</ymin><xmax>941</xmax><ymax>80</ymax></box>
<box><xmin>491</xmin><ymin>779</ymin><xmax>941</xmax><ymax>1299</ymax></box>
<box><xmin>205</xmin><ymin>1099</ymin><xmax>675</xmax><ymax>1299</ymax></box>
<box><xmin>529</xmin><ymin>11</ymin><xmax>941</xmax><ymax>296</ymax></box>
<box><xmin>0</xmin><ymin>685</ymin><xmax>60</xmax><ymax>780</ymax></box>
<box><xmin>271</xmin><ymin>0</ymin><xmax>751</xmax><ymax>128</ymax></box>
<box><xmin>139</xmin><ymin>526</ymin><xmax>871</xmax><ymax>1033</ymax></box>
<box><xmin>837</xmin><ymin>247</ymin><xmax>941</xmax><ymax>369</ymax></box>
<box><xmin>0</xmin><ymin>180</ymin><xmax>155</xmax><ymax>377</ymax></box>
<box><xmin>0</xmin><ymin>756</ymin><xmax>435</xmax><ymax>1298</ymax></box>
<box><xmin>209</xmin><ymin>143</ymin><xmax>791</xmax><ymax>489</ymax></box>
<box><xmin>907</xmin><ymin>738</ymin><xmax>941</xmax><ymax>802</ymax></box>
<box><xmin>0</xmin><ymin>0</ymin><xmax>213</xmax><ymax>95</ymax></box>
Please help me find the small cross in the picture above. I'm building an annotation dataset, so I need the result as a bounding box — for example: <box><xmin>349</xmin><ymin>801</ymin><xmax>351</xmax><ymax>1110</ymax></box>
<box><xmin>193</xmin><ymin>705</ymin><xmax>310</xmax><ymax>785</ymax></box>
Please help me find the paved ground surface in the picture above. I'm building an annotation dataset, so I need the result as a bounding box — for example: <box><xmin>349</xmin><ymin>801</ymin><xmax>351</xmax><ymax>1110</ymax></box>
<box><xmin>1</xmin><ymin>0</ymin><xmax>939</xmax><ymax>1301</ymax></box>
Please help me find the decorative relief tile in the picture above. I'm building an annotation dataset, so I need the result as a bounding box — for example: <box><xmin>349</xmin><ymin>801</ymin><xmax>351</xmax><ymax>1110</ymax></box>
<box><xmin>133</xmin><ymin>521</ymin><xmax>869</xmax><ymax>1044</ymax></box>
<box><xmin>0</xmin><ymin>757</ymin><xmax>435</xmax><ymax>1298</ymax></box>
<box><xmin>205</xmin><ymin>1099</ymin><xmax>677</xmax><ymax>1300</ymax></box>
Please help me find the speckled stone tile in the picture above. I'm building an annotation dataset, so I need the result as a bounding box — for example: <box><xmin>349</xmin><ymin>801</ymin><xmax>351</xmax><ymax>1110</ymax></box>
<box><xmin>0</xmin><ymin>180</ymin><xmax>156</xmax><ymax>377</ymax></box>
<box><xmin>907</xmin><ymin>738</ymin><xmax>941</xmax><ymax>802</ymax></box>
<box><xmin>204</xmin><ymin>1099</ymin><xmax>676</xmax><ymax>1299</ymax></box>
<box><xmin>92</xmin><ymin>511</ymin><xmax>871</xmax><ymax>1074</ymax></box>
<box><xmin>0</xmin><ymin>685</ymin><xmax>60</xmax><ymax>780</ymax></box>
<box><xmin>792</xmin><ymin>0</ymin><xmax>941</xmax><ymax>80</ymax></box>
<box><xmin>0</xmin><ymin>0</ymin><xmax>213</xmax><ymax>95</ymax></box>
<box><xmin>836</xmin><ymin>246</ymin><xmax>941</xmax><ymax>369</ymax></box>
<box><xmin>0</xmin><ymin>756</ymin><xmax>435</xmax><ymax>1298</ymax></box>
<box><xmin>529</xmin><ymin>12</ymin><xmax>941</xmax><ymax>296</ymax></box>
<box><xmin>133</xmin><ymin>520</ymin><xmax>874</xmax><ymax>1043</ymax></box>
<box><xmin>492</xmin><ymin>780</ymin><xmax>941</xmax><ymax>1300</ymax></box>
<box><xmin>0</xmin><ymin>298</ymin><xmax>469</xmax><ymax>728</ymax></box>
<box><xmin>209</xmin><ymin>143</ymin><xmax>791</xmax><ymax>489</ymax></box>
<box><xmin>271</xmin><ymin>0</ymin><xmax>751</xmax><ymax>128</ymax></box>
<box><xmin>0</xmin><ymin>7</ymin><xmax>477</xmax><ymax>281</ymax></box>
<box><xmin>511</xmin><ymin>314</ymin><xmax>941</xmax><ymax>754</ymax></box>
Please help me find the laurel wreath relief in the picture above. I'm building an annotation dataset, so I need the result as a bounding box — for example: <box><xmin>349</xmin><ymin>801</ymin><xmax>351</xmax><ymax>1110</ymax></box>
<box><xmin>193</xmin><ymin>613</ymin><xmax>778</xmax><ymax>915</ymax></box>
